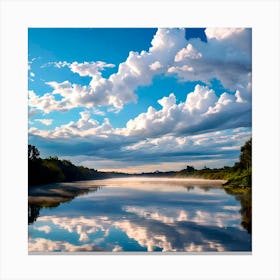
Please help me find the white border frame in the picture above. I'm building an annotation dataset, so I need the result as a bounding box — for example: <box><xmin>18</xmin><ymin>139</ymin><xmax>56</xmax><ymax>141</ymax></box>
<box><xmin>1</xmin><ymin>0</ymin><xmax>279</xmax><ymax>279</ymax></box>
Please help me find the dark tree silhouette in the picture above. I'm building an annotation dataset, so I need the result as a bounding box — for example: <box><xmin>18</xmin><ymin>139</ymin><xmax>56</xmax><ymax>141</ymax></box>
<box><xmin>186</xmin><ymin>165</ymin><xmax>195</xmax><ymax>173</ymax></box>
<box><xmin>239</xmin><ymin>138</ymin><xmax>252</xmax><ymax>170</ymax></box>
<box><xmin>28</xmin><ymin>145</ymin><xmax>40</xmax><ymax>160</ymax></box>
<box><xmin>28</xmin><ymin>204</ymin><xmax>41</xmax><ymax>224</ymax></box>
<box><xmin>28</xmin><ymin>145</ymin><xmax>99</xmax><ymax>186</ymax></box>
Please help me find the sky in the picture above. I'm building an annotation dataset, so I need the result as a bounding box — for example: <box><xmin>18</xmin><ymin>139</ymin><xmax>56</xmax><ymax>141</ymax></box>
<box><xmin>28</xmin><ymin>28</ymin><xmax>252</xmax><ymax>173</ymax></box>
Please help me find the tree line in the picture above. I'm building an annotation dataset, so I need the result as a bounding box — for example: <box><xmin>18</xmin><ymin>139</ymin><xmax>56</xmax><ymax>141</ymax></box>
<box><xmin>175</xmin><ymin>138</ymin><xmax>252</xmax><ymax>187</ymax></box>
<box><xmin>28</xmin><ymin>145</ymin><xmax>99</xmax><ymax>186</ymax></box>
<box><xmin>29</xmin><ymin>138</ymin><xmax>251</xmax><ymax>187</ymax></box>
<box><xmin>28</xmin><ymin>145</ymin><xmax>130</xmax><ymax>186</ymax></box>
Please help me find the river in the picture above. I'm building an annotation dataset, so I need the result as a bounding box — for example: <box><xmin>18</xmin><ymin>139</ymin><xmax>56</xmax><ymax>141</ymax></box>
<box><xmin>28</xmin><ymin>177</ymin><xmax>251</xmax><ymax>253</ymax></box>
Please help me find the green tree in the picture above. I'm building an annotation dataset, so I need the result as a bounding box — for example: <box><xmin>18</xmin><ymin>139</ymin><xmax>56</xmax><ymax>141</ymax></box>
<box><xmin>28</xmin><ymin>145</ymin><xmax>40</xmax><ymax>160</ymax></box>
<box><xmin>28</xmin><ymin>145</ymin><xmax>99</xmax><ymax>186</ymax></box>
<box><xmin>239</xmin><ymin>138</ymin><xmax>252</xmax><ymax>170</ymax></box>
<box><xmin>42</xmin><ymin>159</ymin><xmax>65</xmax><ymax>182</ymax></box>
<box><xmin>186</xmin><ymin>165</ymin><xmax>195</xmax><ymax>173</ymax></box>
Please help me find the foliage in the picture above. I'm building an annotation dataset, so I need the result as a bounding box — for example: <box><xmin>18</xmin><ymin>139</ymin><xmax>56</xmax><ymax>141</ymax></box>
<box><xmin>239</xmin><ymin>138</ymin><xmax>252</xmax><ymax>170</ymax></box>
<box><xmin>28</xmin><ymin>145</ymin><xmax>99</xmax><ymax>186</ymax></box>
<box><xmin>174</xmin><ymin>138</ymin><xmax>252</xmax><ymax>188</ymax></box>
<box><xmin>176</xmin><ymin>165</ymin><xmax>196</xmax><ymax>176</ymax></box>
<box><xmin>28</xmin><ymin>145</ymin><xmax>40</xmax><ymax>160</ymax></box>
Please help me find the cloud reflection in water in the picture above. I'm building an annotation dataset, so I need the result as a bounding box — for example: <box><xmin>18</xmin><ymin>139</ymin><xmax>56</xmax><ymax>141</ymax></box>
<box><xmin>28</xmin><ymin>178</ymin><xmax>251</xmax><ymax>252</ymax></box>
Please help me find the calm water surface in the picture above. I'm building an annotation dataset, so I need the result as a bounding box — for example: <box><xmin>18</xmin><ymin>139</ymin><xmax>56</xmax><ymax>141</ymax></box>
<box><xmin>28</xmin><ymin>178</ymin><xmax>251</xmax><ymax>253</ymax></box>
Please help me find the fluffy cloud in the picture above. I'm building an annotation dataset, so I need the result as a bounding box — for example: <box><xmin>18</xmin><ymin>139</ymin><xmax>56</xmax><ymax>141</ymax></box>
<box><xmin>124</xmin><ymin>206</ymin><xmax>240</xmax><ymax>229</ymax></box>
<box><xmin>28</xmin><ymin>108</ymin><xmax>38</xmax><ymax>117</ymax></box>
<box><xmin>34</xmin><ymin>225</ymin><xmax>51</xmax><ymax>234</ymax></box>
<box><xmin>175</xmin><ymin>43</ymin><xmax>202</xmax><ymax>61</ymax></box>
<box><xmin>28</xmin><ymin>28</ymin><xmax>252</xmax><ymax>170</ymax></box>
<box><xmin>29</xmin><ymin>111</ymin><xmax>115</xmax><ymax>138</ymax></box>
<box><xmin>29</xmin><ymin>211</ymin><xmax>241</xmax><ymax>252</ymax></box>
<box><xmin>29</xmin><ymin>28</ymin><xmax>251</xmax><ymax>113</ymax></box>
<box><xmin>29</xmin><ymin>28</ymin><xmax>251</xmax><ymax>115</ymax></box>
<box><xmin>121</xmin><ymin>84</ymin><xmax>251</xmax><ymax>138</ymax></box>
<box><xmin>114</xmin><ymin>220</ymin><xmax>174</xmax><ymax>252</ymax></box>
<box><xmin>69</xmin><ymin>61</ymin><xmax>115</xmax><ymax>77</ymax></box>
<box><xmin>149</xmin><ymin>61</ymin><xmax>162</xmax><ymax>71</ymax></box>
<box><xmin>29</xmin><ymin>119</ymin><xmax>251</xmax><ymax>171</ymax></box>
<box><xmin>32</xmin><ymin>59</ymin><xmax>136</xmax><ymax>112</ymax></box>
<box><xmin>207</xmin><ymin>27</ymin><xmax>252</xmax><ymax>61</ymax></box>
<box><xmin>170</xmin><ymin>28</ymin><xmax>251</xmax><ymax>91</ymax></box>
<box><xmin>115</xmin><ymin>199</ymin><xmax>245</xmax><ymax>251</ymax></box>
<box><xmin>29</xmin><ymin>87</ymin><xmax>251</xmax><ymax>165</ymax></box>
<box><xmin>29</xmin><ymin>93</ymin><xmax>251</xmax><ymax>141</ymax></box>
<box><xmin>124</xmin><ymin>206</ymin><xmax>187</xmax><ymax>224</ymax></box>
<box><xmin>35</xmin><ymin>119</ymin><xmax>53</xmax><ymax>126</ymax></box>
<box><xmin>113</xmin><ymin>219</ymin><xmax>230</xmax><ymax>252</ymax></box>
<box><xmin>28</xmin><ymin>238</ymin><xmax>104</xmax><ymax>252</ymax></box>
<box><xmin>37</xmin><ymin>215</ymin><xmax>111</xmax><ymax>243</ymax></box>
<box><xmin>205</xmin><ymin>28</ymin><xmax>243</xmax><ymax>40</ymax></box>
<box><xmin>29</xmin><ymin>90</ymin><xmax>72</xmax><ymax>114</ymax></box>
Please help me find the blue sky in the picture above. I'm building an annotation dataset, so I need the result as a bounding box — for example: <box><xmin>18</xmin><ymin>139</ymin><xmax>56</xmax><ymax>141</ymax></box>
<box><xmin>28</xmin><ymin>28</ymin><xmax>252</xmax><ymax>173</ymax></box>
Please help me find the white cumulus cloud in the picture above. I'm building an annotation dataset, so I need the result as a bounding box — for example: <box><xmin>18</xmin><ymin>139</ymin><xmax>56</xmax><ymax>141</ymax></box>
<box><xmin>34</xmin><ymin>225</ymin><xmax>51</xmax><ymax>234</ymax></box>
<box><xmin>121</xmin><ymin>84</ymin><xmax>250</xmax><ymax>138</ymax></box>
<box><xmin>29</xmin><ymin>28</ymin><xmax>251</xmax><ymax>116</ymax></box>
<box><xmin>35</xmin><ymin>118</ymin><xmax>53</xmax><ymax>126</ymax></box>
<box><xmin>171</xmin><ymin>28</ymin><xmax>251</xmax><ymax>90</ymax></box>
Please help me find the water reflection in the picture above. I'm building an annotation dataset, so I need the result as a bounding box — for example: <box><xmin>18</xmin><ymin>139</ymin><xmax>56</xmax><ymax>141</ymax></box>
<box><xmin>28</xmin><ymin>204</ymin><xmax>41</xmax><ymax>224</ymax></box>
<box><xmin>224</xmin><ymin>187</ymin><xmax>252</xmax><ymax>234</ymax></box>
<box><xmin>28</xmin><ymin>183</ymin><xmax>99</xmax><ymax>224</ymax></box>
<box><xmin>28</xmin><ymin>178</ymin><xmax>251</xmax><ymax>252</ymax></box>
